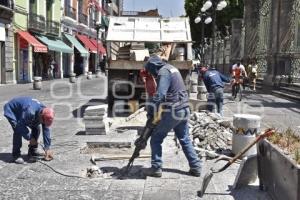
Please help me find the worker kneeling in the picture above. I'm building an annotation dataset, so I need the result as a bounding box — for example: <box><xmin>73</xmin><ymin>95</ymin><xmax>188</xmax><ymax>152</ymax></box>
<box><xmin>143</xmin><ymin>55</ymin><xmax>202</xmax><ymax>177</ymax></box>
<box><xmin>4</xmin><ymin>97</ymin><xmax>54</xmax><ymax>164</ymax></box>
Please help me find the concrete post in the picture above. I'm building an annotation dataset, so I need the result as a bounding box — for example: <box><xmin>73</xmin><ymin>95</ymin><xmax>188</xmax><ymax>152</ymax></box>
<box><xmin>59</xmin><ymin>52</ymin><xmax>63</xmax><ymax>79</ymax></box>
<box><xmin>28</xmin><ymin>45</ymin><xmax>33</xmax><ymax>82</ymax></box>
<box><xmin>70</xmin><ymin>52</ymin><xmax>74</xmax><ymax>74</ymax></box>
<box><xmin>232</xmin><ymin>114</ymin><xmax>261</xmax><ymax>157</ymax></box>
<box><xmin>84</xmin><ymin>55</ymin><xmax>89</xmax><ymax>75</ymax></box>
<box><xmin>197</xmin><ymin>81</ymin><xmax>207</xmax><ymax>101</ymax></box>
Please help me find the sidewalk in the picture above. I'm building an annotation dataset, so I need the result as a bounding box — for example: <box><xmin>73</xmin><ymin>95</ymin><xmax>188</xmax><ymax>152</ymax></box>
<box><xmin>0</xmin><ymin>77</ymin><xmax>284</xmax><ymax>199</ymax></box>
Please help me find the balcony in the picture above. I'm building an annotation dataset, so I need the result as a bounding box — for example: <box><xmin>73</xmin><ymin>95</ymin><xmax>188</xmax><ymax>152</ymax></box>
<box><xmin>65</xmin><ymin>5</ymin><xmax>76</xmax><ymax>20</ymax></box>
<box><xmin>46</xmin><ymin>20</ymin><xmax>60</xmax><ymax>35</ymax></box>
<box><xmin>0</xmin><ymin>0</ymin><xmax>13</xmax><ymax>8</ymax></box>
<box><xmin>28</xmin><ymin>13</ymin><xmax>46</xmax><ymax>32</ymax></box>
<box><xmin>79</xmin><ymin>13</ymin><xmax>88</xmax><ymax>25</ymax></box>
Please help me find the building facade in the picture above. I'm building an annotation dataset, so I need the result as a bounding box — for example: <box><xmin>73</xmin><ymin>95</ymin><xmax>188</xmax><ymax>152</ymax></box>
<box><xmin>0</xmin><ymin>0</ymin><xmax>111</xmax><ymax>84</ymax></box>
<box><xmin>0</xmin><ymin>0</ymin><xmax>14</xmax><ymax>84</ymax></box>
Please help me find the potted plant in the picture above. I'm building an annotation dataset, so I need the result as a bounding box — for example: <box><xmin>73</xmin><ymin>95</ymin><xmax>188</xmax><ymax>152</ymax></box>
<box><xmin>258</xmin><ymin>128</ymin><xmax>300</xmax><ymax>200</ymax></box>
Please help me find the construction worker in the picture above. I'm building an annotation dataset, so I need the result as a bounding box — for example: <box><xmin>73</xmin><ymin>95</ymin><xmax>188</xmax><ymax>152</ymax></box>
<box><xmin>201</xmin><ymin>66</ymin><xmax>230</xmax><ymax>117</ymax></box>
<box><xmin>142</xmin><ymin>53</ymin><xmax>202</xmax><ymax>177</ymax></box>
<box><xmin>3</xmin><ymin>97</ymin><xmax>54</xmax><ymax>164</ymax></box>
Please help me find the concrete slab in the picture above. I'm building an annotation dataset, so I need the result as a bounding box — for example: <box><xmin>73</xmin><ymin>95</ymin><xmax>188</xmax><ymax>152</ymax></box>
<box><xmin>233</xmin><ymin>155</ymin><xmax>258</xmax><ymax>189</ymax></box>
<box><xmin>142</xmin><ymin>190</ymin><xmax>181</xmax><ymax>200</ymax></box>
<box><xmin>86</xmin><ymin>130</ymin><xmax>137</xmax><ymax>148</ymax></box>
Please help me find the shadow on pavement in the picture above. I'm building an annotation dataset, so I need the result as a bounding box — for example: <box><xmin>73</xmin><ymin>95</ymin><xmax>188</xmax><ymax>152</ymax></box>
<box><xmin>101</xmin><ymin>165</ymin><xmax>147</xmax><ymax>180</ymax></box>
<box><xmin>162</xmin><ymin>168</ymin><xmax>190</xmax><ymax>176</ymax></box>
<box><xmin>0</xmin><ymin>153</ymin><xmax>14</xmax><ymax>163</ymax></box>
<box><xmin>72</xmin><ymin>99</ymin><xmax>106</xmax><ymax>118</ymax></box>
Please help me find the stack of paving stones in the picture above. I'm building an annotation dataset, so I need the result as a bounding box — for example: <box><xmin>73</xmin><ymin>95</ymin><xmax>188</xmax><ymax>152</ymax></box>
<box><xmin>84</xmin><ymin>105</ymin><xmax>109</xmax><ymax>135</ymax></box>
<box><xmin>189</xmin><ymin>111</ymin><xmax>233</xmax><ymax>159</ymax></box>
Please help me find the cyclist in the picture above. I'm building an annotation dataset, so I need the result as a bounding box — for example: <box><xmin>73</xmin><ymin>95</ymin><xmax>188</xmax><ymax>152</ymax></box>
<box><xmin>231</xmin><ymin>62</ymin><xmax>247</xmax><ymax>97</ymax></box>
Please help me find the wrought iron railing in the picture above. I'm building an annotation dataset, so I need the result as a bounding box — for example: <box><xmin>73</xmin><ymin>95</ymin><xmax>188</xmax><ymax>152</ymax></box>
<box><xmin>79</xmin><ymin>13</ymin><xmax>88</xmax><ymax>25</ymax></box>
<box><xmin>65</xmin><ymin>5</ymin><xmax>76</xmax><ymax>19</ymax></box>
<box><xmin>28</xmin><ymin>13</ymin><xmax>46</xmax><ymax>32</ymax></box>
<box><xmin>46</xmin><ymin>20</ymin><xmax>60</xmax><ymax>35</ymax></box>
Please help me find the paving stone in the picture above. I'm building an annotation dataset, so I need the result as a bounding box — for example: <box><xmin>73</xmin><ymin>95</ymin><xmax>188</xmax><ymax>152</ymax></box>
<box><xmin>144</xmin><ymin>177</ymin><xmax>181</xmax><ymax>192</ymax></box>
<box><xmin>142</xmin><ymin>190</ymin><xmax>181</xmax><ymax>200</ymax></box>
<box><xmin>109</xmin><ymin>179</ymin><xmax>145</xmax><ymax>191</ymax></box>
<box><xmin>103</xmin><ymin>190</ymin><xmax>143</xmax><ymax>200</ymax></box>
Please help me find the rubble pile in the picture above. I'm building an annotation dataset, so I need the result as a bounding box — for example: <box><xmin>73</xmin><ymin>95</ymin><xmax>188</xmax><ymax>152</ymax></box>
<box><xmin>189</xmin><ymin>111</ymin><xmax>233</xmax><ymax>159</ymax></box>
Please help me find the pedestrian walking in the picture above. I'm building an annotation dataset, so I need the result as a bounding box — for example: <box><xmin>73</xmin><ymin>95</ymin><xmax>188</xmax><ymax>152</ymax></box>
<box><xmin>249</xmin><ymin>60</ymin><xmax>258</xmax><ymax>91</ymax></box>
<box><xmin>142</xmin><ymin>51</ymin><xmax>202</xmax><ymax>178</ymax></box>
<box><xmin>201</xmin><ymin>66</ymin><xmax>230</xmax><ymax>117</ymax></box>
<box><xmin>3</xmin><ymin>97</ymin><xmax>54</xmax><ymax>164</ymax></box>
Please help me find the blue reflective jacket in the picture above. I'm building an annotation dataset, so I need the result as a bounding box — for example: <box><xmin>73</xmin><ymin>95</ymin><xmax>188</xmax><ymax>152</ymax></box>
<box><xmin>4</xmin><ymin>97</ymin><xmax>51</xmax><ymax>150</ymax></box>
<box><xmin>203</xmin><ymin>69</ymin><xmax>230</xmax><ymax>93</ymax></box>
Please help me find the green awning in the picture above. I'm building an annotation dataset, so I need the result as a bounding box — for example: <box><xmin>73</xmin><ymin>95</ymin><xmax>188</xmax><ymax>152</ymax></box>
<box><xmin>36</xmin><ymin>35</ymin><xmax>73</xmax><ymax>53</ymax></box>
<box><xmin>101</xmin><ymin>16</ymin><xmax>109</xmax><ymax>27</ymax></box>
<box><xmin>64</xmin><ymin>33</ymin><xmax>89</xmax><ymax>57</ymax></box>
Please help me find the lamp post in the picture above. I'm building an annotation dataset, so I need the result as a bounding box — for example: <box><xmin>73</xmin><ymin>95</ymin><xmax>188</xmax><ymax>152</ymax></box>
<box><xmin>200</xmin><ymin>0</ymin><xmax>227</xmax><ymax>67</ymax></box>
<box><xmin>194</xmin><ymin>13</ymin><xmax>212</xmax><ymax>65</ymax></box>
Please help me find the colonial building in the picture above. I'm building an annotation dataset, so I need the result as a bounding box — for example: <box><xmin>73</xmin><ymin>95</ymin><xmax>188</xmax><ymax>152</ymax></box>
<box><xmin>0</xmin><ymin>0</ymin><xmax>14</xmax><ymax>84</ymax></box>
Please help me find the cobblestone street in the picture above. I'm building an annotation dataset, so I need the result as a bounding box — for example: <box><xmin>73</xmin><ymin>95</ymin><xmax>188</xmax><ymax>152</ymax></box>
<box><xmin>1</xmin><ymin>77</ymin><xmax>298</xmax><ymax>199</ymax></box>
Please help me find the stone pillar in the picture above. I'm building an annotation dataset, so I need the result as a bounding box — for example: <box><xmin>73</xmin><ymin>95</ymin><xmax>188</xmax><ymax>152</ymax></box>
<box><xmin>230</xmin><ymin>19</ymin><xmax>244</xmax><ymax>64</ymax></box>
<box><xmin>84</xmin><ymin>55</ymin><xmax>89</xmax><ymax>75</ymax></box>
<box><xmin>4</xmin><ymin>26</ymin><xmax>15</xmax><ymax>84</ymax></box>
<box><xmin>243</xmin><ymin>0</ymin><xmax>260</xmax><ymax>62</ymax></box>
<box><xmin>232</xmin><ymin>114</ymin><xmax>261</xmax><ymax>157</ymax></box>
<box><xmin>70</xmin><ymin>52</ymin><xmax>74</xmax><ymax>74</ymax></box>
<box><xmin>28</xmin><ymin>45</ymin><xmax>33</xmax><ymax>82</ymax></box>
<box><xmin>59</xmin><ymin>52</ymin><xmax>63</xmax><ymax>79</ymax></box>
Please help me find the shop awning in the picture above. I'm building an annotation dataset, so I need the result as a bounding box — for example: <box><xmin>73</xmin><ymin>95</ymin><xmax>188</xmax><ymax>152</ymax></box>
<box><xmin>36</xmin><ymin>35</ymin><xmax>73</xmax><ymax>53</ymax></box>
<box><xmin>64</xmin><ymin>33</ymin><xmax>89</xmax><ymax>57</ymax></box>
<box><xmin>76</xmin><ymin>34</ymin><xmax>97</xmax><ymax>53</ymax></box>
<box><xmin>17</xmin><ymin>31</ymin><xmax>48</xmax><ymax>52</ymax></box>
<box><xmin>90</xmin><ymin>39</ymin><xmax>106</xmax><ymax>54</ymax></box>
<box><xmin>101</xmin><ymin>16</ymin><xmax>109</xmax><ymax>27</ymax></box>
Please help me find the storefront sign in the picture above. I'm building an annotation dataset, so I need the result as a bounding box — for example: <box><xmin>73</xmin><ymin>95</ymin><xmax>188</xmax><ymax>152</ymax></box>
<box><xmin>0</xmin><ymin>23</ymin><xmax>5</xmax><ymax>41</ymax></box>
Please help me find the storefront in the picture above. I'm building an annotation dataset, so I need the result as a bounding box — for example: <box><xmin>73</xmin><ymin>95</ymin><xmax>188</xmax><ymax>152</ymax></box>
<box><xmin>63</xmin><ymin>33</ymin><xmax>89</xmax><ymax>77</ymax></box>
<box><xmin>35</xmin><ymin>35</ymin><xmax>73</xmax><ymax>79</ymax></box>
<box><xmin>76</xmin><ymin>34</ymin><xmax>97</xmax><ymax>75</ymax></box>
<box><xmin>17</xmin><ymin>31</ymin><xmax>48</xmax><ymax>83</ymax></box>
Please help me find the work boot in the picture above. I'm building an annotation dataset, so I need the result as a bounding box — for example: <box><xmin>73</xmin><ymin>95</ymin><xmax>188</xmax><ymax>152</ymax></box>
<box><xmin>28</xmin><ymin>145</ymin><xmax>45</xmax><ymax>158</ymax></box>
<box><xmin>13</xmin><ymin>156</ymin><xmax>25</xmax><ymax>164</ymax></box>
<box><xmin>143</xmin><ymin>167</ymin><xmax>162</xmax><ymax>178</ymax></box>
<box><xmin>189</xmin><ymin>168</ymin><xmax>201</xmax><ymax>177</ymax></box>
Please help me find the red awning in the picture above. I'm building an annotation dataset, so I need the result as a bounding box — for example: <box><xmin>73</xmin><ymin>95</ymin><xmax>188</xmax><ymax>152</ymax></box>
<box><xmin>17</xmin><ymin>31</ymin><xmax>48</xmax><ymax>53</ymax></box>
<box><xmin>76</xmin><ymin>34</ymin><xmax>97</xmax><ymax>53</ymax></box>
<box><xmin>90</xmin><ymin>39</ymin><xmax>106</xmax><ymax>55</ymax></box>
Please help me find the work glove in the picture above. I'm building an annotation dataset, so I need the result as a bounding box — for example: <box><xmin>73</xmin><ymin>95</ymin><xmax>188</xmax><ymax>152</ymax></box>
<box><xmin>44</xmin><ymin>150</ymin><xmax>54</xmax><ymax>161</ymax></box>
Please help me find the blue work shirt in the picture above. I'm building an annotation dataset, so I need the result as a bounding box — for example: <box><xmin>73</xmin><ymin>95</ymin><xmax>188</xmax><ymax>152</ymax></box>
<box><xmin>4</xmin><ymin>97</ymin><xmax>51</xmax><ymax>150</ymax></box>
<box><xmin>203</xmin><ymin>69</ymin><xmax>230</xmax><ymax>93</ymax></box>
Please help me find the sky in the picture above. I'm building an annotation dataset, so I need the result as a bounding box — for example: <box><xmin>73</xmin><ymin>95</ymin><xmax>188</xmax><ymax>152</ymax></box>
<box><xmin>123</xmin><ymin>0</ymin><xmax>185</xmax><ymax>17</ymax></box>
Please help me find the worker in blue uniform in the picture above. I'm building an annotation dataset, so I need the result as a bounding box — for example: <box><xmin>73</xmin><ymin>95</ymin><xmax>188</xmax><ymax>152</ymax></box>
<box><xmin>4</xmin><ymin>96</ymin><xmax>54</xmax><ymax>164</ymax></box>
<box><xmin>143</xmin><ymin>54</ymin><xmax>202</xmax><ymax>177</ymax></box>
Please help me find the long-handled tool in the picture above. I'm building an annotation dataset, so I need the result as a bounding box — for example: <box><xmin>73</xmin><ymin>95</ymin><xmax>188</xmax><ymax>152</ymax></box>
<box><xmin>90</xmin><ymin>154</ymin><xmax>151</xmax><ymax>165</ymax></box>
<box><xmin>198</xmin><ymin>128</ymin><xmax>275</xmax><ymax>197</ymax></box>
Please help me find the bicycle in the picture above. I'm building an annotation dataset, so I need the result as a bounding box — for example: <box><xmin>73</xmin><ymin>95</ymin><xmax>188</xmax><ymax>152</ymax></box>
<box><xmin>232</xmin><ymin>76</ymin><xmax>243</xmax><ymax>101</ymax></box>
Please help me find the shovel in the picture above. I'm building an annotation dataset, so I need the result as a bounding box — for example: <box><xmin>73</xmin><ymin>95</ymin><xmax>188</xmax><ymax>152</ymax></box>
<box><xmin>198</xmin><ymin>128</ymin><xmax>274</xmax><ymax>197</ymax></box>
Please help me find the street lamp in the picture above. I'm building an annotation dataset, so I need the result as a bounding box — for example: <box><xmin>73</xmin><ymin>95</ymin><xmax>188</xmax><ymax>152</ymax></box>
<box><xmin>194</xmin><ymin>12</ymin><xmax>212</xmax><ymax>65</ymax></box>
<box><xmin>201</xmin><ymin>0</ymin><xmax>227</xmax><ymax>66</ymax></box>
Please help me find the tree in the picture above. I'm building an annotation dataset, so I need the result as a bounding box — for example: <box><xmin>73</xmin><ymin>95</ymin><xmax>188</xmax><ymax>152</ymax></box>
<box><xmin>185</xmin><ymin>0</ymin><xmax>244</xmax><ymax>48</ymax></box>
